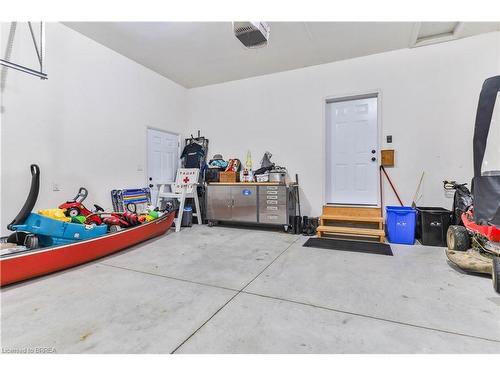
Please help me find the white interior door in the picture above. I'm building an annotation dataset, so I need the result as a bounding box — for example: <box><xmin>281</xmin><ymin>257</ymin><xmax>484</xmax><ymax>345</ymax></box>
<box><xmin>326</xmin><ymin>96</ymin><xmax>379</xmax><ymax>205</ymax></box>
<box><xmin>147</xmin><ymin>129</ymin><xmax>179</xmax><ymax>188</ymax></box>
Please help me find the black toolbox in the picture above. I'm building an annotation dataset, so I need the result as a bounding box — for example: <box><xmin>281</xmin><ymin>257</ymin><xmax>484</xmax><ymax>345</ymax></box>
<box><xmin>416</xmin><ymin>207</ymin><xmax>452</xmax><ymax>246</ymax></box>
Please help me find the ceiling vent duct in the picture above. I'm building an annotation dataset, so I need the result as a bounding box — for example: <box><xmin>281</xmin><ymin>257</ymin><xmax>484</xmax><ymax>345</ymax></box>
<box><xmin>233</xmin><ymin>22</ymin><xmax>270</xmax><ymax>48</ymax></box>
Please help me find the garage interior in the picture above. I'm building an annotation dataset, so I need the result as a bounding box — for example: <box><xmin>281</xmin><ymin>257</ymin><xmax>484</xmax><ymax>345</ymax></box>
<box><xmin>1</xmin><ymin>19</ymin><xmax>500</xmax><ymax>355</ymax></box>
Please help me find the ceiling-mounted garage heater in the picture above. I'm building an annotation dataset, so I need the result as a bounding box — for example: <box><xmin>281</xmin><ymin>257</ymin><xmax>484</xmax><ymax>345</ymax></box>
<box><xmin>233</xmin><ymin>22</ymin><xmax>270</xmax><ymax>48</ymax></box>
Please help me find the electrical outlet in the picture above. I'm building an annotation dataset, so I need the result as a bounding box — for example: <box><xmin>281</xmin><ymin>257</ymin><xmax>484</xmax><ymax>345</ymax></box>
<box><xmin>386</xmin><ymin>135</ymin><xmax>393</xmax><ymax>143</ymax></box>
<box><xmin>137</xmin><ymin>165</ymin><xmax>144</xmax><ymax>172</ymax></box>
<box><xmin>52</xmin><ymin>183</ymin><xmax>60</xmax><ymax>192</ymax></box>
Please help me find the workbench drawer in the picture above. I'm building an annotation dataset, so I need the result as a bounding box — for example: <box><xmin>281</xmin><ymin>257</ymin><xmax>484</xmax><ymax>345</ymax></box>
<box><xmin>259</xmin><ymin>201</ymin><xmax>287</xmax><ymax>224</ymax></box>
<box><xmin>259</xmin><ymin>209</ymin><xmax>287</xmax><ymax>224</ymax></box>
<box><xmin>259</xmin><ymin>186</ymin><xmax>287</xmax><ymax>205</ymax></box>
<box><xmin>264</xmin><ymin>195</ymin><xmax>287</xmax><ymax>205</ymax></box>
<box><xmin>262</xmin><ymin>185</ymin><xmax>286</xmax><ymax>193</ymax></box>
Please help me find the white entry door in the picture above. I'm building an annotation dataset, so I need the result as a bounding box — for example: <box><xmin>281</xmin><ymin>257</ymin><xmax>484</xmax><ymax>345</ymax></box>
<box><xmin>326</xmin><ymin>96</ymin><xmax>379</xmax><ymax>205</ymax></box>
<box><xmin>147</xmin><ymin>129</ymin><xmax>180</xmax><ymax>188</ymax></box>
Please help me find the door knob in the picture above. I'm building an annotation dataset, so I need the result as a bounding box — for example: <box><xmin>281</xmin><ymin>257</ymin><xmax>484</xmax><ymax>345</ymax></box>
<box><xmin>371</xmin><ymin>157</ymin><xmax>376</xmax><ymax>162</ymax></box>
<box><xmin>371</xmin><ymin>149</ymin><xmax>376</xmax><ymax>154</ymax></box>
<box><xmin>149</xmin><ymin>177</ymin><xmax>153</xmax><ymax>181</ymax></box>
<box><xmin>149</xmin><ymin>184</ymin><xmax>154</xmax><ymax>188</ymax></box>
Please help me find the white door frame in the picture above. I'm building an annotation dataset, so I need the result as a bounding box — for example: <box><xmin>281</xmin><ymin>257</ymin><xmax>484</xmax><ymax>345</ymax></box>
<box><xmin>145</xmin><ymin>126</ymin><xmax>181</xmax><ymax>188</ymax></box>
<box><xmin>322</xmin><ymin>90</ymin><xmax>383</xmax><ymax>207</ymax></box>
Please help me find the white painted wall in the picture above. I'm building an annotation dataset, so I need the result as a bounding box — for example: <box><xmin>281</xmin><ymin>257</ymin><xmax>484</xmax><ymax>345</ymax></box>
<box><xmin>1</xmin><ymin>24</ymin><xmax>499</xmax><ymax>234</ymax></box>
<box><xmin>187</xmin><ymin>32</ymin><xmax>500</xmax><ymax>217</ymax></box>
<box><xmin>0</xmin><ymin>23</ymin><xmax>187</xmax><ymax>235</ymax></box>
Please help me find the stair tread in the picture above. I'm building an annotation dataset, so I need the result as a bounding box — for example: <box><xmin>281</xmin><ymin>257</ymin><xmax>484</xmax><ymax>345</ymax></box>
<box><xmin>321</xmin><ymin>214</ymin><xmax>383</xmax><ymax>222</ymax></box>
<box><xmin>316</xmin><ymin>225</ymin><xmax>385</xmax><ymax>236</ymax></box>
<box><xmin>322</xmin><ymin>206</ymin><xmax>382</xmax><ymax>217</ymax></box>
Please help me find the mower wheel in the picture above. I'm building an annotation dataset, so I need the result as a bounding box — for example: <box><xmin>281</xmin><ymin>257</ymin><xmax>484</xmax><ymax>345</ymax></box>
<box><xmin>493</xmin><ymin>257</ymin><xmax>500</xmax><ymax>294</ymax></box>
<box><xmin>447</xmin><ymin>225</ymin><xmax>470</xmax><ymax>251</ymax></box>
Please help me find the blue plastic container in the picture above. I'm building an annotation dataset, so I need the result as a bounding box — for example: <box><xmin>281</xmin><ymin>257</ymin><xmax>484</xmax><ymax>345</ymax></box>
<box><xmin>385</xmin><ymin>206</ymin><xmax>417</xmax><ymax>245</ymax></box>
<box><xmin>12</xmin><ymin>213</ymin><xmax>108</xmax><ymax>247</ymax></box>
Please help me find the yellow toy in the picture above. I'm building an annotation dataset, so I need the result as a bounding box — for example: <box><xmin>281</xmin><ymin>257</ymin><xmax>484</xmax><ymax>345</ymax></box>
<box><xmin>38</xmin><ymin>208</ymin><xmax>71</xmax><ymax>222</ymax></box>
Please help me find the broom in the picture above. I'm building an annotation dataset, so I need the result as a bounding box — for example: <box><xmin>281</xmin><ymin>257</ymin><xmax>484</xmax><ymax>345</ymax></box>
<box><xmin>411</xmin><ymin>172</ymin><xmax>425</xmax><ymax>209</ymax></box>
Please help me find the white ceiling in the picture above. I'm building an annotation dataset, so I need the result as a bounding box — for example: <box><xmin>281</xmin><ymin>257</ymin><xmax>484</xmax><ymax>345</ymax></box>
<box><xmin>64</xmin><ymin>22</ymin><xmax>500</xmax><ymax>88</ymax></box>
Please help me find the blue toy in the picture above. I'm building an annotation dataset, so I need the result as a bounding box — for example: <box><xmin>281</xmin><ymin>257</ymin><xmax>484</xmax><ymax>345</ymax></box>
<box><xmin>12</xmin><ymin>213</ymin><xmax>108</xmax><ymax>247</ymax></box>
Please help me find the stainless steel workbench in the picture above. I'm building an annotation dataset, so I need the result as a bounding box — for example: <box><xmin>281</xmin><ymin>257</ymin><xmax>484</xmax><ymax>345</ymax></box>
<box><xmin>206</xmin><ymin>183</ymin><xmax>296</xmax><ymax>230</ymax></box>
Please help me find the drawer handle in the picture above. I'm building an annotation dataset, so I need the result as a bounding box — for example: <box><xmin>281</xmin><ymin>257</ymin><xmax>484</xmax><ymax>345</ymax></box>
<box><xmin>267</xmin><ymin>200</ymin><xmax>278</xmax><ymax>205</ymax></box>
<box><xmin>266</xmin><ymin>206</ymin><xmax>278</xmax><ymax>211</ymax></box>
<box><xmin>267</xmin><ymin>195</ymin><xmax>278</xmax><ymax>200</ymax></box>
<box><xmin>267</xmin><ymin>215</ymin><xmax>278</xmax><ymax>220</ymax></box>
<box><xmin>267</xmin><ymin>186</ymin><xmax>278</xmax><ymax>190</ymax></box>
<box><xmin>266</xmin><ymin>191</ymin><xmax>278</xmax><ymax>195</ymax></box>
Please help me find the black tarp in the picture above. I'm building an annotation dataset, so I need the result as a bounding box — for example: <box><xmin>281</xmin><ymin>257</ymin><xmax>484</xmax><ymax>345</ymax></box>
<box><xmin>472</xmin><ymin>76</ymin><xmax>500</xmax><ymax>226</ymax></box>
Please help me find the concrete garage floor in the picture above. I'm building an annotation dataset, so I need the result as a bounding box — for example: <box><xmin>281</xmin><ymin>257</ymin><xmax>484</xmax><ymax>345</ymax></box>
<box><xmin>1</xmin><ymin>225</ymin><xmax>499</xmax><ymax>354</ymax></box>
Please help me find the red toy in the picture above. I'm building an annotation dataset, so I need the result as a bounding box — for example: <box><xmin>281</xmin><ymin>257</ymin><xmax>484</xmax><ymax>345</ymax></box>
<box><xmin>59</xmin><ymin>187</ymin><xmax>104</xmax><ymax>225</ymax></box>
<box><xmin>101</xmin><ymin>211</ymin><xmax>141</xmax><ymax>232</ymax></box>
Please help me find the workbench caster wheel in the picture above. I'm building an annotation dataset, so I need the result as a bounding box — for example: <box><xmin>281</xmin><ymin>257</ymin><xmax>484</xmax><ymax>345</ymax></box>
<box><xmin>207</xmin><ymin>221</ymin><xmax>215</xmax><ymax>227</ymax></box>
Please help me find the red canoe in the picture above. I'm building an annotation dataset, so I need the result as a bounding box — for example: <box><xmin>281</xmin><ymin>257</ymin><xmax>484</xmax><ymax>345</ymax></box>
<box><xmin>0</xmin><ymin>211</ymin><xmax>175</xmax><ymax>287</ymax></box>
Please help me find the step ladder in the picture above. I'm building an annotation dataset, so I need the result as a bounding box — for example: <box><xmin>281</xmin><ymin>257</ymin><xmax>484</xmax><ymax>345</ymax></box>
<box><xmin>317</xmin><ymin>206</ymin><xmax>385</xmax><ymax>243</ymax></box>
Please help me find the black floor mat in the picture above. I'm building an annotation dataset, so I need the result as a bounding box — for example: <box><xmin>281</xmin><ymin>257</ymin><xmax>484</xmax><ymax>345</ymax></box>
<box><xmin>303</xmin><ymin>238</ymin><xmax>393</xmax><ymax>256</ymax></box>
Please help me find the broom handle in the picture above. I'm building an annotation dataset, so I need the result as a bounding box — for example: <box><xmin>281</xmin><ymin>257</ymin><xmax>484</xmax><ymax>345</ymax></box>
<box><xmin>380</xmin><ymin>166</ymin><xmax>404</xmax><ymax>206</ymax></box>
<box><xmin>412</xmin><ymin>172</ymin><xmax>425</xmax><ymax>203</ymax></box>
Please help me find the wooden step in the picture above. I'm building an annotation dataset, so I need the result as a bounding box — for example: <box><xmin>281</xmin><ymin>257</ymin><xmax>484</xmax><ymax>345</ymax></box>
<box><xmin>322</xmin><ymin>205</ymin><xmax>382</xmax><ymax>218</ymax></box>
<box><xmin>317</xmin><ymin>225</ymin><xmax>385</xmax><ymax>236</ymax></box>
<box><xmin>316</xmin><ymin>225</ymin><xmax>385</xmax><ymax>242</ymax></box>
<box><xmin>320</xmin><ymin>214</ymin><xmax>383</xmax><ymax>223</ymax></box>
<box><xmin>319</xmin><ymin>206</ymin><xmax>385</xmax><ymax>242</ymax></box>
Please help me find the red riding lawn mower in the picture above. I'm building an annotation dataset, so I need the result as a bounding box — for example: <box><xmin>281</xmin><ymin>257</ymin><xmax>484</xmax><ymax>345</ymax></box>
<box><xmin>445</xmin><ymin>75</ymin><xmax>500</xmax><ymax>294</ymax></box>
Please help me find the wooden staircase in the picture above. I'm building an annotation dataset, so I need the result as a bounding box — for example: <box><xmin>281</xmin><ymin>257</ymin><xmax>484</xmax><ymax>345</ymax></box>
<box><xmin>317</xmin><ymin>206</ymin><xmax>385</xmax><ymax>242</ymax></box>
